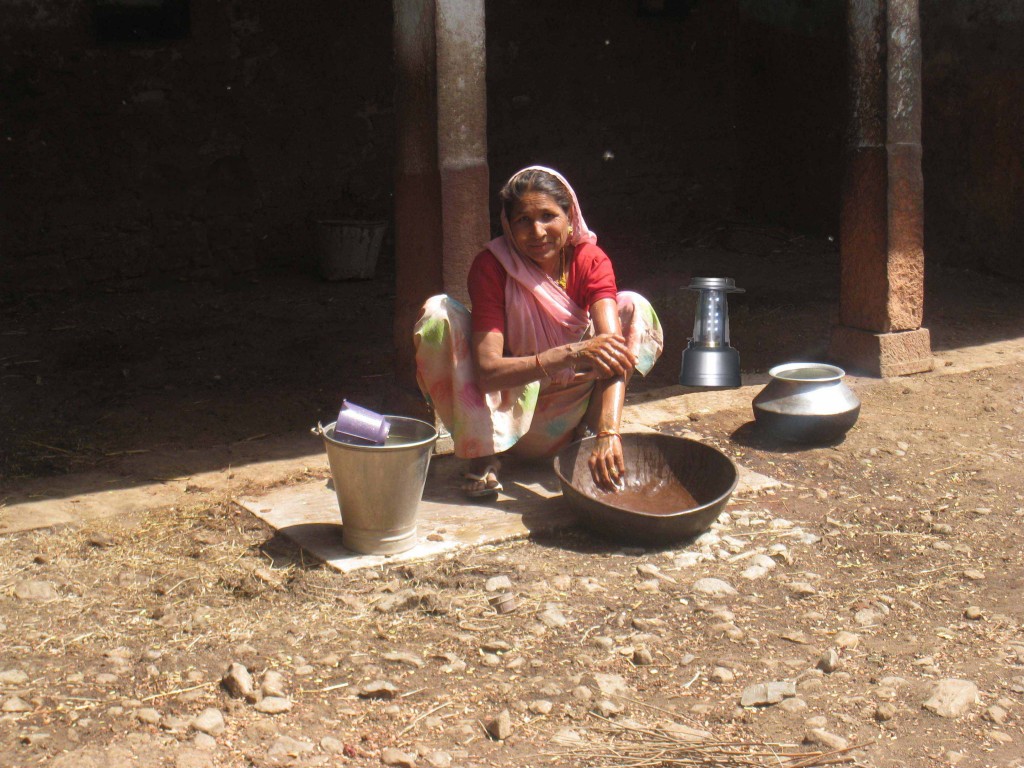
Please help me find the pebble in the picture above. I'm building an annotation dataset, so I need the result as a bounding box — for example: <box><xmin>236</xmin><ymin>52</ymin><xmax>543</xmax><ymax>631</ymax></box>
<box><xmin>923</xmin><ymin>679</ymin><xmax>979</xmax><ymax>718</ymax></box>
<box><xmin>193</xmin><ymin>733</ymin><xmax>217</xmax><ymax>751</ymax></box>
<box><xmin>538</xmin><ymin>608</ymin><xmax>569</xmax><ymax>628</ymax></box>
<box><xmin>161</xmin><ymin>715</ymin><xmax>190</xmax><ymax>732</ymax></box>
<box><xmin>2</xmin><ymin>696</ymin><xmax>32</xmax><ymax>712</ymax></box>
<box><xmin>552</xmin><ymin>574</ymin><xmax>573</xmax><ymax>590</ymax></box>
<box><xmin>0</xmin><ymin>669</ymin><xmax>29</xmax><ymax>685</ymax></box>
<box><xmin>740</xmin><ymin>565</ymin><xmax>770</xmax><ymax>580</ymax></box>
<box><xmin>421</xmin><ymin>752</ymin><xmax>451</xmax><ymax>768</ymax></box>
<box><xmin>191</xmin><ymin>708</ymin><xmax>225</xmax><ymax>736</ymax></box>
<box><xmin>221</xmin><ymin>663</ymin><xmax>256</xmax><ymax>701</ymax></box>
<box><xmin>359</xmin><ymin>680</ymin><xmax>398</xmax><ymax>700</ymax></box>
<box><xmin>572</xmin><ymin>685</ymin><xmax>593</xmax><ymax>701</ymax></box>
<box><xmin>740</xmin><ymin>681</ymin><xmax>796</xmax><ymax>707</ymax></box>
<box><xmin>137</xmin><ymin>708</ymin><xmax>161</xmax><ymax>724</ymax></box>
<box><xmin>692</xmin><ymin>578</ymin><xmax>737</xmax><ymax>597</ymax></box>
<box><xmin>962</xmin><ymin>569</ymin><xmax>986</xmax><ymax>581</ymax></box>
<box><xmin>481</xmin><ymin>639</ymin><xmax>513</xmax><ymax>654</ymax></box>
<box><xmin>591</xmin><ymin>636</ymin><xmax>615</xmax><ymax>651</ymax></box>
<box><xmin>633</xmin><ymin>647</ymin><xmax>654</xmax><ymax>666</ymax></box>
<box><xmin>788</xmin><ymin>582</ymin><xmax>818</xmax><ymax>598</ymax></box>
<box><xmin>260</xmin><ymin>669</ymin><xmax>287</xmax><ymax>698</ymax></box>
<box><xmin>637</xmin><ymin>563</ymin><xmax>675</xmax><ymax>583</ymax></box>
<box><xmin>87</xmin><ymin>532</ymin><xmax>117</xmax><ymax>548</ymax></box>
<box><xmin>485</xmin><ymin>575</ymin><xmax>512</xmax><ymax>592</ymax></box>
<box><xmin>964</xmin><ymin>606</ymin><xmax>984</xmax><ymax>620</ymax></box>
<box><xmin>985</xmin><ymin>704</ymin><xmax>1008</xmax><ymax>725</ymax></box>
<box><xmin>320</xmin><ymin>736</ymin><xmax>346</xmax><ymax>754</ymax></box>
<box><xmin>593</xmin><ymin>698</ymin><xmax>624</xmax><ymax>717</ymax></box>
<box><xmin>875</xmin><ymin>702</ymin><xmax>897</xmax><ymax>721</ymax></box>
<box><xmin>254</xmin><ymin>696</ymin><xmax>292</xmax><ymax>714</ymax></box>
<box><xmin>780</xmin><ymin>630</ymin><xmax>810</xmax><ymax>645</ymax></box>
<box><xmin>13</xmin><ymin>580</ymin><xmax>58</xmax><ymax>601</ymax></box>
<box><xmin>805</xmin><ymin>728</ymin><xmax>849</xmax><ymax>751</ymax></box>
<box><xmin>585</xmin><ymin>673</ymin><xmax>630</xmax><ymax>699</ymax></box>
<box><xmin>551</xmin><ymin>728</ymin><xmax>584</xmax><ymax>745</ymax></box>
<box><xmin>381</xmin><ymin>747</ymin><xmax>417</xmax><ymax>767</ymax></box>
<box><xmin>269</xmin><ymin>735</ymin><xmax>315</xmax><ymax>758</ymax></box>
<box><xmin>854</xmin><ymin>608</ymin><xmax>882</xmax><ymax>627</ymax></box>
<box><xmin>529</xmin><ymin>699</ymin><xmax>553</xmax><ymax>715</ymax></box>
<box><xmin>816</xmin><ymin>649</ymin><xmax>841</xmax><ymax>673</ymax></box>
<box><xmin>383</xmin><ymin>651</ymin><xmax>425</xmax><ymax>668</ymax></box>
<box><xmin>487</xmin><ymin>709</ymin><xmax>513</xmax><ymax>740</ymax></box>
<box><xmin>674</xmin><ymin>552</ymin><xmax>705</xmax><ymax>567</ymax></box>
<box><xmin>710</xmin><ymin>667</ymin><xmax>735</xmax><ymax>683</ymax></box>
<box><xmin>779</xmin><ymin>697</ymin><xmax>808</xmax><ymax>713</ymax></box>
<box><xmin>833</xmin><ymin>631</ymin><xmax>860</xmax><ymax>649</ymax></box>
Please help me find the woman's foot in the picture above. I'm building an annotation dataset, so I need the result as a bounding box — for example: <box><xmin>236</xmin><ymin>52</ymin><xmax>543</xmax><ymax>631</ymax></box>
<box><xmin>462</xmin><ymin>459</ymin><xmax>503</xmax><ymax>498</ymax></box>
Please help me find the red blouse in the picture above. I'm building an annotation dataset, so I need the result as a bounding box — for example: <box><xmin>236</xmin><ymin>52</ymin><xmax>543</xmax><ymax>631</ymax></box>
<box><xmin>467</xmin><ymin>243</ymin><xmax>618</xmax><ymax>335</ymax></box>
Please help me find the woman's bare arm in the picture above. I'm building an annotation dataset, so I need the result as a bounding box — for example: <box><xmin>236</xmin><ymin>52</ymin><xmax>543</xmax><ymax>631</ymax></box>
<box><xmin>586</xmin><ymin>297</ymin><xmax>634</xmax><ymax>490</ymax></box>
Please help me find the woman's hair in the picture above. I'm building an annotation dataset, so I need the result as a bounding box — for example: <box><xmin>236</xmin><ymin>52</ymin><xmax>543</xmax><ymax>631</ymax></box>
<box><xmin>499</xmin><ymin>168</ymin><xmax>572</xmax><ymax>220</ymax></box>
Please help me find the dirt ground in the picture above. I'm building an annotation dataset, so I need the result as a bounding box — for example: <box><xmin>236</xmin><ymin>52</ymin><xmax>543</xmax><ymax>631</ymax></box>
<box><xmin>1</xmin><ymin>234</ymin><xmax>1024</xmax><ymax>768</ymax></box>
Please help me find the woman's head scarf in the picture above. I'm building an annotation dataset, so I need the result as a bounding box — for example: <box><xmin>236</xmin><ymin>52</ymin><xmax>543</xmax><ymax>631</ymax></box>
<box><xmin>498</xmin><ymin>166</ymin><xmax>597</xmax><ymax>257</ymax></box>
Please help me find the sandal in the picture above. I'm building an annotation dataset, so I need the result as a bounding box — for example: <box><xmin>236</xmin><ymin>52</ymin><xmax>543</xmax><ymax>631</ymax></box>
<box><xmin>461</xmin><ymin>464</ymin><xmax>503</xmax><ymax>498</ymax></box>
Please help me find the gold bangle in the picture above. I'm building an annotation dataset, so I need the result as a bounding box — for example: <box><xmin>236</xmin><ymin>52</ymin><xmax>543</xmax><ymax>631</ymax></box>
<box><xmin>535</xmin><ymin>352</ymin><xmax>552</xmax><ymax>380</ymax></box>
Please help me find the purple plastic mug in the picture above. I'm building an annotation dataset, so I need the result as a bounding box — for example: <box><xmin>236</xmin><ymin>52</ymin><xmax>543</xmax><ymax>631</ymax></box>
<box><xmin>334</xmin><ymin>400</ymin><xmax>390</xmax><ymax>445</ymax></box>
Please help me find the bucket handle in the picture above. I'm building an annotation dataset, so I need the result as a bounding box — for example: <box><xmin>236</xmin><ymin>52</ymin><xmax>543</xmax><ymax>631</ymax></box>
<box><xmin>311</xmin><ymin>423</ymin><xmax>327</xmax><ymax>437</ymax></box>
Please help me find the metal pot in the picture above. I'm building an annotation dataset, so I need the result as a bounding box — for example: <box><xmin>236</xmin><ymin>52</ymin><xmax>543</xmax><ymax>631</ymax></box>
<box><xmin>752</xmin><ymin>363</ymin><xmax>860</xmax><ymax>444</ymax></box>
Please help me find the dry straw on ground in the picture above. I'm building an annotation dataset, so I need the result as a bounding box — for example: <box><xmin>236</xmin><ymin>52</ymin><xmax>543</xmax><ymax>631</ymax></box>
<box><xmin>552</xmin><ymin>717</ymin><xmax>866</xmax><ymax>767</ymax></box>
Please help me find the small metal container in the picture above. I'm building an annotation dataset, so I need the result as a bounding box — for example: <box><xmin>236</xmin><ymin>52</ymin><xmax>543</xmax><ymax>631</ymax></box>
<box><xmin>488</xmin><ymin>593</ymin><xmax>520</xmax><ymax>614</ymax></box>
<box><xmin>752</xmin><ymin>362</ymin><xmax>861</xmax><ymax>444</ymax></box>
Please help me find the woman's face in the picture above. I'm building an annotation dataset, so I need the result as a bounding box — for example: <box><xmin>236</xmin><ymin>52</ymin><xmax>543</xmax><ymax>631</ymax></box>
<box><xmin>508</xmin><ymin>192</ymin><xmax>571</xmax><ymax>271</ymax></box>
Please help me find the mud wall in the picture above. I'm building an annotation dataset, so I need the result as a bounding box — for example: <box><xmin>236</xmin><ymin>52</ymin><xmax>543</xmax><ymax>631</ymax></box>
<box><xmin>0</xmin><ymin>0</ymin><xmax>394</xmax><ymax>294</ymax></box>
<box><xmin>921</xmin><ymin>1</ymin><xmax>1024</xmax><ymax>279</ymax></box>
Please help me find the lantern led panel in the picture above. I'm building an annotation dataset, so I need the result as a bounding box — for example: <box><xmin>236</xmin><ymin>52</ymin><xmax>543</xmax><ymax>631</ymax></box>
<box><xmin>679</xmin><ymin>277</ymin><xmax>744</xmax><ymax>388</ymax></box>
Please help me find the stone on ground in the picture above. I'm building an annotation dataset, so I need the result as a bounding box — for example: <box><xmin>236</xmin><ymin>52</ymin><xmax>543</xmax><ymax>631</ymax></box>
<box><xmin>923</xmin><ymin>679</ymin><xmax>979</xmax><ymax>718</ymax></box>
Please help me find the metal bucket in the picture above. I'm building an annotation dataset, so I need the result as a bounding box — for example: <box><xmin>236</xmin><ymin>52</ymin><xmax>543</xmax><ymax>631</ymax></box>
<box><xmin>316</xmin><ymin>416</ymin><xmax>437</xmax><ymax>555</ymax></box>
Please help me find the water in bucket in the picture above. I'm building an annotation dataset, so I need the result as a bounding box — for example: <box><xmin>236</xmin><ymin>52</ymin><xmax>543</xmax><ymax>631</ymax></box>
<box><xmin>317</xmin><ymin>415</ymin><xmax>437</xmax><ymax>555</ymax></box>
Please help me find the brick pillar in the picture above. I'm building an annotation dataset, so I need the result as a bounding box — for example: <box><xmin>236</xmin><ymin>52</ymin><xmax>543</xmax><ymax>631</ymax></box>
<box><xmin>830</xmin><ymin>0</ymin><xmax>932</xmax><ymax>377</ymax></box>
<box><xmin>392</xmin><ymin>0</ymin><xmax>444</xmax><ymax>389</ymax></box>
<box><xmin>391</xmin><ymin>0</ymin><xmax>488</xmax><ymax>450</ymax></box>
<box><xmin>435</xmin><ymin>0</ymin><xmax>490</xmax><ymax>305</ymax></box>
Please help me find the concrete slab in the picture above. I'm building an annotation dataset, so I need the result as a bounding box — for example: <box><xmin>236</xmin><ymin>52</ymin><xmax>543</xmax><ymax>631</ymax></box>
<box><xmin>238</xmin><ymin>455</ymin><xmax>573</xmax><ymax>573</ymax></box>
<box><xmin>237</xmin><ymin>428</ymin><xmax>782</xmax><ymax>573</ymax></box>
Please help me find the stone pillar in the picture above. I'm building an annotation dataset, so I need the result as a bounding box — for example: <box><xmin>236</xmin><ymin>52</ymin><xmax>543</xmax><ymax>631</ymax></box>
<box><xmin>830</xmin><ymin>0</ymin><xmax>932</xmax><ymax>377</ymax></box>
<box><xmin>392</xmin><ymin>0</ymin><xmax>444</xmax><ymax>388</ymax></box>
<box><xmin>435</xmin><ymin>0</ymin><xmax>490</xmax><ymax>305</ymax></box>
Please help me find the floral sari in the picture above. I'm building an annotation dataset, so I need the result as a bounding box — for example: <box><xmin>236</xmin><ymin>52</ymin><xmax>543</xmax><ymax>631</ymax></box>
<box><xmin>413</xmin><ymin>166</ymin><xmax>663</xmax><ymax>459</ymax></box>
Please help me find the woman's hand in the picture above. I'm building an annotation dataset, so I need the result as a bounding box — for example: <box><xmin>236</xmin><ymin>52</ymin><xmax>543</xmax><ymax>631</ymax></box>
<box><xmin>571</xmin><ymin>333</ymin><xmax>636</xmax><ymax>380</ymax></box>
<box><xmin>588</xmin><ymin>432</ymin><xmax>626</xmax><ymax>492</ymax></box>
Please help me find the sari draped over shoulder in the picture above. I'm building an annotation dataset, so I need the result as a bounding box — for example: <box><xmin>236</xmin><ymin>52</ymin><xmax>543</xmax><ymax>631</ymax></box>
<box><xmin>412</xmin><ymin>165</ymin><xmax>663</xmax><ymax>459</ymax></box>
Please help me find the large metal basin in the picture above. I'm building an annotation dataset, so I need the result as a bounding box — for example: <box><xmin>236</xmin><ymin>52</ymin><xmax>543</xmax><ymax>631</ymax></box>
<box><xmin>553</xmin><ymin>433</ymin><xmax>738</xmax><ymax>547</ymax></box>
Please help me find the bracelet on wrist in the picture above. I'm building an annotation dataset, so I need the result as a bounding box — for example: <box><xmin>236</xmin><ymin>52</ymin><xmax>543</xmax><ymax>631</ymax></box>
<box><xmin>595</xmin><ymin>429</ymin><xmax>621</xmax><ymax>441</ymax></box>
<box><xmin>535</xmin><ymin>352</ymin><xmax>552</xmax><ymax>380</ymax></box>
